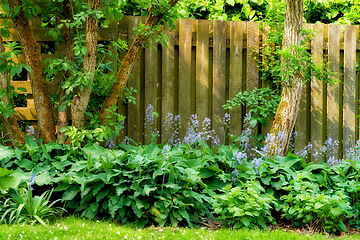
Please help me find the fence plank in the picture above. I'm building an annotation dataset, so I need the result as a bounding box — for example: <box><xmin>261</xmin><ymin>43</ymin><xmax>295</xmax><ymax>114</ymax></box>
<box><xmin>161</xmin><ymin>24</ymin><xmax>176</xmax><ymax>142</ymax></box>
<box><xmin>178</xmin><ymin>18</ymin><xmax>192</xmax><ymax>138</ymax></box>
<box><xmin>295</xmin><ymin>24</ymin><xmax>311</xmax><ymax>154</ymax></box>
<box><xmin>343</xmin><ymin>25</ymin><xmax>358</xmax><ymax>159</ymax></box>
<box><xmin>229</xmin><ymin>21</ymin><xmax>244</xmax><ymax>137</ymax></box>
<box><xmin>212</xmin><ymin>20</ymin><xmax>227</xmax><ymax>144</ymax></box>
<box><xmin>196</xmin><ymin>20</ymin><xmax>210</xmax><ymax>124</ymax></box>
<box><xmin>310</xmin><ymin>24</ymin><xmax>324</xmax><ymax>160</ymax></box>
<box><xmin>246</xmin><ymin>21</ymin><xmax>259</xmax><ymax>153</ymax></box>
<box><xmin>127</xmin><ymin>16</ymin><xmax>143</xmax><ymax>143</ymax></box>
<box><xmin>327</xmin><ymin>24</ymin><xmax>341</xmax><ymax>158</ymax></box>
<box><xmin>246</xmin><ymin>22</ymin><xmax>259</xmax><ymax>92</ymax></box>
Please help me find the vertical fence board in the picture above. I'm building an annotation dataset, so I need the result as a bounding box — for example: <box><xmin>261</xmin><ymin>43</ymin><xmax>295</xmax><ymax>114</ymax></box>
<box><xmin>144</xmin><ymin>40</ymin><xmax>159</xmax><ymax>142</ymax></box>
<box><xmin>196</xmin><ymin>20</ymin><xmax>210</xmax><ymax>123</ymax></box>
<box><xmin>327</xmin><ymin>24</ymin><xmax>341</xmax><ymax>157</ymax></box>
<box><xmin>161</xmin><ymin>24</ymin><xmax>176</xmax><ymax>142</ymax></box>
<box><xmin>229</xmin><ymin>21</ymin><xmax>244</xmax><ymax>136</ymax></box>
<box><xmin>178</xmin><ymin>18</ymin><xmax>192</xmax><ymax>138</ymax></box>
<box><xmin>212</xmin><ymin>20</ymin><xmax>227</xmax><ymax>144</ymax></box>
<box><xmin>343</xmin><ymin>25</ymin><xmax>357</xmax><ymax>158</ymax></box>
<box><xmin>127</xmin><ymin>17</ymin><xmax>142</xmax><ymax>143</ymax></box>
<box><xmin>310</xmin><ymin>24</ymin><xmax>324</xmax><ymax>160</ymax></box>
<box><xmin>246</xmin><ymin>22</ymin><xmax>259</xmax><ymax>92</ymax></box>
<box><xmin>246</xmin><ymin>21</ymin><xmax>259</xmax><ymax>152</ymax></box>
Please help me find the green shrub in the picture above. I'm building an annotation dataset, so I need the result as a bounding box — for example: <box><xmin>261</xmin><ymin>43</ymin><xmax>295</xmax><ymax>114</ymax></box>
<box><xmin>212</xmin><ymin>181</ymin><xmax>276</xmax><ymax>229</ymax></box>
<box><xmin>280</xmin><ymin>177</ymin><xmax>350</xmax><ymax>234</ymax></box>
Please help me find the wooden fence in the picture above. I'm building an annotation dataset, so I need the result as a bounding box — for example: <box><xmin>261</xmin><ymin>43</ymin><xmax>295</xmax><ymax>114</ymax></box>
<box><xmin>3</xmin><ymin>16</ymin><xmax>360</xmax><ymax>158</ymax></box>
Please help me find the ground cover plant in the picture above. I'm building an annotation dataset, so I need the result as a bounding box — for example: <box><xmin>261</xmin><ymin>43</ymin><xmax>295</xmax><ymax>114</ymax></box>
<box><xmin>2</xmin><ymin>116</ymin><xmax>360</xmax><ymax>236</ymax></box>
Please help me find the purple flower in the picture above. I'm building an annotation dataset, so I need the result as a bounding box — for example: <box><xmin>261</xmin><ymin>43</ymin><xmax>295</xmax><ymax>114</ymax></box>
<box><xmin>223</xmin><ymin>113</ymin><xmax>230</xmax><ymax>129</ymax></box>
<box><xmin>105</xmin><ymin>138</ymin><xmax>115</xmax><ymax>149</ymax></box>
<box><xmin>252</xmin><ymin>158</ymin><xmax>263</xmax><ymax>173</ymax></box>
<box><xmin>28</xmin><ymin>173</ymin><xmax>36</xmax><ymax>191</ymax></box>
<box><xmin>162</xmin><ymin>145</ymin><xmax>171</xmax><ymax>160</ymax></box>
<box><xmin>233</xmin><ymin>151</ymin><xmax>247</xmax><ymax>166</ymax></box>
<box><xmin>27</xmin><ymin>126</ymin><xmax>35</xmax><ymax>136</ymax></box>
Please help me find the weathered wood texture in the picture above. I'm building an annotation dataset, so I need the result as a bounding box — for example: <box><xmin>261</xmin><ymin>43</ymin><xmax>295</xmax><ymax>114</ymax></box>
<box><xmin>4</xmin><ymin>16</ymin><xmax>360</xmax><ymax>157</ymax></box>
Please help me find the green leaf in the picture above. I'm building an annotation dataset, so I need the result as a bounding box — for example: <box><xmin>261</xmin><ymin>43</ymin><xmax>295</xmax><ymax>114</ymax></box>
<box><xmin>143</xmin><ymin>185</ymin><xmax>157</xmax><ymax>196</ymax></box>
<box><xmin>241</xmin><ymin>217</ymin><xmax>250</xmax><ymax>227</ymax></box>
<box><xmin>0</xmin><ymin>167</ymin><xmax>13</xmax><ymax>177</ymax></box>
<box><xmin>314</xmin><ymin>202</ymin><xmax>324</xmax><ymax>210</ymax></box>
<box><xmin>96</xmin><ymin>189</ymin><xmax>110</xmax><ymax>202</ymax></box>
<box><xmin>58</xmin><ymin>104</ymin><xmax>66</xmax><ymax>112</ymax></box>
<box><xmin>339</xmin><ymin>221</ymin><xmax>347</xmax><ymax>232</ymax></box>
<box><xmin>34</xmin><ymin>171</ymin><xmax>51</xmax><ymax>185</ymax></box>
<box><xmin>249</xmin><ymin>118</ymin><xmax>258</xmax><ymax>128</ymax></box>
<box><xmin>10</xmin><ymin>66</ymin><xmax>22</xmax><ymax>77</ymax></box>
<box><xmin>17</xmin><ymin>87</ymin><xmax>27</xmax><ymax>92</ymax></box>
<box><xmin>153</xmin><ymin>169</ymin><xmax>163</xmax><ymax>178</ymax></box>
<box><xmin>62</xmin><ymin>187</ymin><xmax>80</xmax><ymax>201</ymax></box>
<box><xmin>0</xmin><ymin>89</ymin><xmax>7</xmax><ymax>98</ymax></box>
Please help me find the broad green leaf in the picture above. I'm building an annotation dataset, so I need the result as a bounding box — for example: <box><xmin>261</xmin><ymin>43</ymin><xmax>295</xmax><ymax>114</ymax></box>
<box><xmin>143</xmin><ymin>185</ymin><xmax>157</xmax><ymax>196</ymax></box>
<box><xmin>34</xmin><ymin>171</ymin><xmax>51</xmax><ymax>185</ymax></box>
<box><xmin>96</xmin><ymin>189</ymin><xmax>110</xmax><ymax>202</ymax></box>
<box><xmin>0</xmin><ymin>145</ymin><xmax>14</xmax><ymax>162</ymax></box>
<box><xmin>314</xmin><ymin>202</ymin><xmax>324</xmax><ymax>210</ymax></box>
<box><xmin>241</xmin><ymin>217</ymin><xmax>250</xmax><ymax>227</ymax></box>
<box><xmin>339</xmin><ymin>221</ymin><xmax>347</xmax><ymax>232</ymax></box>
<box><xmin>0</xmin><ymin>89</ymin><xmax>7</xmax><ymax>98</ymax></box>
<box><xmin>62</xmin><ymin>187</ymin><xmax>80</xmax><ymax>201</ymax></box>
<box><xmin>153</xmin><ymin>168</ymin><xmax>163</xmax><ymax>178</ymax></box>
<box><xmin>17</xmin><ymin>87</ymin><xmax>27</xmax><ymax>92</ymax></box>
<box><xmin>0</xmin><ymin>167</ymin><xmax>13</xmax><ymax>177</ymax></box>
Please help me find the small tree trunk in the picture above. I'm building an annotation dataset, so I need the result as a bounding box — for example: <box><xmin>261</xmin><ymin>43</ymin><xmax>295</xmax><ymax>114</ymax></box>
<box><xmin>269</xmin><ymin>0</ymin><xmax>304</xmax><ymax>155</ymax></box>
<box><xmin>98</xmin><ymin>0</ymin><xmax>180</xmax><ymax>124</ymax></box>
<box><xmin>58</xmin><ymin>0</ymin><xmax>74</xmax><ymax>142</ymax></box>
<box><xmin>8</xmin><ymin>0</ymin><xmax>56</xmax><ymax>143</ymax></box>
<box><xmin>0</xmin><ymin>36</ymin><xmax>26</xmax><ymax>146</ymax></box>
<box><xmin>70</xmin><ymin>0</ymin><xmax>100</xmax><ymax>128</ymax></box>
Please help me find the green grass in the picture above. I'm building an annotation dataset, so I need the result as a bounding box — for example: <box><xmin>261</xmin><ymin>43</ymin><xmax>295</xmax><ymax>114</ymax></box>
<box><xmin>1</xmin><ymin>216</ymin><xmax>360</xmax><ymax>240</ymax></box>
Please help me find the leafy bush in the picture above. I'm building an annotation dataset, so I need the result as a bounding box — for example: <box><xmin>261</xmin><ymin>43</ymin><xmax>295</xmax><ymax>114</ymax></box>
<box><xmin>0</xmin><ymin>139</ymin><xmax>234</xmax><ymax>227</ymax></box>
<box><xmin>281</xmin><ymin>176</ymin><xmax>350</xmax><ymax>234</ymax></box>
<box><xmin>2</xmin><ymin>137</ymin><xmax>360</xmax><ymax>234</ymax></box>
<box><xmin>212</xmin><ymin>181</ymin><xmax>276</xmax><ymax>229</ymax></box>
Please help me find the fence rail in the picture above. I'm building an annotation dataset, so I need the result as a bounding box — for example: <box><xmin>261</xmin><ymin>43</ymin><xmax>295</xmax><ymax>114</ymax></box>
<box><xmin>3</xmin><ymin>16</ymin><xmax>360</xmax><ymax>158</ymax></box>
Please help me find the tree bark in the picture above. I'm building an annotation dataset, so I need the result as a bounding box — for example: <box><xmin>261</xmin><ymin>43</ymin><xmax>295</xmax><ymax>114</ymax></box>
<box><xmin>70</xmin><ymin>0</ymin><xmax>100</xmax><ymax>128</ymax></box>
<box><xmin>58</xmin><ymin>0</ymin><xmax>74</xmax><ymax>142</ymax></box>
<box><xmin>8</xmin><ymin>0</ymin><xmax>56</xmax><ymax>143</ymax></box>
<box><xmin>268</xmin><ymin>0</ymin><xmax>304</xmax><ymax>155</ymax></box>
<box><xmin>98</xmin><ymin>0</ymin><xmax>180</xmax><ymax>124</ymax></box>
<box><xmin>0</xmin><ymin>36</ymin><xmax>26</xmax><ymax>146</ymax></box>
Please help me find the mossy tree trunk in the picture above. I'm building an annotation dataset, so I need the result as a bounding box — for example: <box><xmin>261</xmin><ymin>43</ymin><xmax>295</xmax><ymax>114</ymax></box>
<box><xmin>98</xmin><ymin>0</ymin><xmax>180</xmax><ymax>124</ymax></box>
<box><xmin>269</xmin><ymin>0</ymin><xmax>304</xmax><ymax>155</ymax></box>
<box><xmin>8</xmin><ymin>0</ymin><xmax>56</xmax><ymax>143</ymax></box>
<box><xmin>58</xmin><ymin>0</ymin><xmax>74</xmax><ymax>142</ymax></box>
<box><xmin>0</xmin><ymin>36</ymin><xmax>25</xmax><ymax>146</ymax></box>
<box><xmin>70</xmin><ymin>0</ymin><xmax>100</xmax><ymax>128</ymax></box>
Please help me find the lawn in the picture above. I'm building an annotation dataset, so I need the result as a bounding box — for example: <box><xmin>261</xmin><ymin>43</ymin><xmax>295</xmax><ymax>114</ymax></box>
<box><xmin>0</xmin><ymin>216</ymin><xmax>359</xmax><ymax>240</ymax></box>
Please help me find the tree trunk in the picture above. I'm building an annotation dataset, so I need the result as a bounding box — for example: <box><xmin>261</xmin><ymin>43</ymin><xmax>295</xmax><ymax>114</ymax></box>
<box><xmin>268</xmin><ymin>0</ymin><xmax>304</xmax><ymax>156</ymax></box>
<box><xmin>98</xmin><ymin>0</ymin><xmax>180</xmax><ymax>124</ymax></box>
<box><xmin>70</xmin><ymin>0</ymin><xmax>100</xmax><ymax>128</ymax></box>
<box><xmin>0</xmin><ymin>36</ymin><xmax>25</xmax><ymax>146</ymax></box>
<box><xmin>8</xmin><ymin>0</ymin><xmax>56</xmax><ymax>143</ymax></box>
<box><xmin>58</xmin><ymin>0</ymin><xmax>74</xmax><ymax>142</ymax></box>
